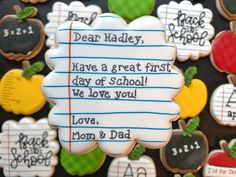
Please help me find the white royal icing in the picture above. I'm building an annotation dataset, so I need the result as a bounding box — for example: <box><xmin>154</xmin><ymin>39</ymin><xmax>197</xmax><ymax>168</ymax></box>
<box><xmin>108</xmin><ymin>156</ymin><xmax>156</xmax><ymax>177</ymax></box>
<box><xmin>43</xmin><ymin>13</ymin><xmax>184</xmax><ymax>156</ymax></box>
<box><xmin>0</xmin><ymin>117</ymin><xmax>59</xmax><ymax>177</ymax></box>
<box><xmin>45</xmin><ymin>1</ymin><xmax>102</xmax><ymax>47</ymax></box>
<box><xmin>210</xmin><ymin>84</ymin><xmax>236</xmax><ymax>126</ymax></box>
<box><xmin>157</xmin><ymin>0</ymin><xmax>215</xmax><ymax>61</ymax></box>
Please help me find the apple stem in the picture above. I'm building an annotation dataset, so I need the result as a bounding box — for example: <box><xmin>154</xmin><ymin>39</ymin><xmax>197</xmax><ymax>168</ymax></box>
<box><xmin>227</xmin><ymin>74</ymin><xmax>236</xmax><ymax>87</ymax></box>
<box><xmin>13</xmin><ymin>5</ymin><xmax>22</xmax><ymax>13</ymax></box>
<box><xmin>220</xmin><ymin>140</ymin><xmax>230</xmax><ymax>156</ymax></box>
<box><xmin>230</xmin><ymin>21</ymin><xmax>236</xmax><ymax>35</ymax></box>
<box><xmin>184</xmin><ymin>66</ymin><xmax>198</xmax><ymax>87</ymax></box>
<box><xmin>22</xmin><ymin>61</ymin><xmax>30</xmax><ymax>70</ymax></box>
<box><xmin>182</xmin><ymin>116</ymin><xmax>200</xmax><ymax>138</ymax></box>
<box><xmin>178</xmin><ymin>119</ymin><xmax>187</xmax><ymax>131</ymax></box>
<box><xmin>129</xmin><ymin>144</ymin><xmax>145</xmax><ymax>160</ymax></box>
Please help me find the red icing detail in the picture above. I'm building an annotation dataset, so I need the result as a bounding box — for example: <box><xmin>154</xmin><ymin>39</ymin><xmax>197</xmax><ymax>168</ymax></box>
<box><xmin>211</xmin><ymin>31</ymin><xmax>236</xmax><ymax>73</ymax></box>
<box><xmin>208</xmin><ymin>152</ymin><xmax>236</xmax><ymax>168</ymax></box>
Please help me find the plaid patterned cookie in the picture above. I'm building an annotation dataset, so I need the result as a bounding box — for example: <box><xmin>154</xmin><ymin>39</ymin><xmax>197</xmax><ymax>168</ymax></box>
<box><xmin>61</xmin><ymin>147</ymin><xmax>106</xmax><ymax>176</ymax></box>
<box><xmin>108</xmin><ymin>0</ymin><xmax>155</xmax><ymax>21</ymax></box>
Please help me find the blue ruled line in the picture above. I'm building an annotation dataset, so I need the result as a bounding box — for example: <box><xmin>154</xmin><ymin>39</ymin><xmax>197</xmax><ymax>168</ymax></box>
<box><xmin>48</xmin><ymin>97</ymin><xmax>172</xmax><ymax>103</ymax></box>
<box><xmin>49</xmin><ymin>56</ymin><xmax>174</xmax><ymax>62</ymax></box>
<box><xmin>60</xmin><ymin>139</ymin><xmax>166</xmax><ymax>143</ymax></box>
<box><xmin>44</xmin><ymin>85</ymin><xmax>180</xmax><ymax>89</ymax></box>
<box><xmin>58</xmin><ymin>29</ymin><xmax>165</xmax><ymax>32</ymax></box>
<box><xmin>53</xmin><ymin>111</ymin><xmax>179</xmax><ymax>116</ymax></box>
<box><xmin>58</xmin><ymin>42</ymin><xmax>175</xmax><ymax>48</ymax></box>
<box><xmin>54</xmin><ymin>71</ymin><xmax>177</xmax><ymax>75</ymax></box>
<box><xmin>55</xmin><ymin>125</ymin><xmax>171</xmax><ymax>130</ymax></box>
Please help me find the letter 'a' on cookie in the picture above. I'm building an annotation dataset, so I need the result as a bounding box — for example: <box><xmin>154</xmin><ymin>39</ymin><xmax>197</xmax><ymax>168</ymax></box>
<box><xmin>203</xmin><ymin>139</ymin><xmax>236</xmax><ymax>177</ymax></box>
<box><xmin>45</xmin><ymin>1</ymin><xmax>102</xmax><ymax>47</ymax></box>
<box><xmin>21</xmin><ymin>0</ymin><xmax>47</xmax><ymax>4</ymax></box>
<box><xmin>108</xmin><ymin>0</ymin><xmax>155</xmax><ymax>21</ymax></box>
<box><xmin>42</xmin><ymin>13</ymin><xmax>184</xmax><ymax>156</ymax></box>
<box><xmin>211</xmin><ymin>21</ymin><xmax>236</xmax><ymax>74</ymax></box>
<box><xmin>0</xmin><ymin>6</ymin><xmax>45</xmax><ymax>61</ymax></box>
<box><xmin>216</xmin><ymin>0</ymin><xmax>236</xmax><ymax>20</ymax></box>
<box><xmin>0</xmin><ymin>117</ymin><xmax>60</xmax><ymax>177</ymax></box>
<box><xmin>157</xmin><ymin>1</ymin><xmax>215</xmax><ymax>62</ymax></box>
<box><xmin>210</xmin><ymin>74</ymin><xmax>236</xmax><ymax>127</ymax></box>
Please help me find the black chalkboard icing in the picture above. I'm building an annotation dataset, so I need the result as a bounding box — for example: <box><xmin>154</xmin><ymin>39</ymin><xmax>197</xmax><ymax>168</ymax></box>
<box><xmin>224</xmin><ymin>0</ymin><xmax>236</xmax><ymax>14</ymax></box>
<box><xmin>0</xmin><ymin>17</ymin><xmax>41</xmax><ymax>54</ymax></box>
<box><xmin>161</xmin><ymin>131</ymin><xmax>208</xmax><ymax>174</ymax></box>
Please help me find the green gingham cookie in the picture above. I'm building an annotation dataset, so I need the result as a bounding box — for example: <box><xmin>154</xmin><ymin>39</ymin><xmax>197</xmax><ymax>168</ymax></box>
<box><xmin>108</xmin><ymin>0</ymin><xmax>155</xmax><ymax>21</ymax></box>
<box><xmin>61</xmin><ymin>147</ymin><xmax>106</xmax><ymax>176</ymax></box>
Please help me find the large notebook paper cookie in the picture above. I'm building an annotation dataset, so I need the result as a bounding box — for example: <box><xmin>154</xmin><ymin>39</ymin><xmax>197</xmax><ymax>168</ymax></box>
<box><xmin>0</xmin><ymin>117</ymin><xmax>60</xmax><ymax>177</ymax></box>
<box><xmin>157</xmin><ymin>1</ymin><xmax>215</xmax><ymax>62</ymax></box>
<box><xmin>45</xmin><ymin>1</ymin><xmax>102</xmax><ymax>47</ymax></box>
<box><xmin>43</xmin><ymin>13</ymin><xmax>184</xmax><ymax>156</ymax></box>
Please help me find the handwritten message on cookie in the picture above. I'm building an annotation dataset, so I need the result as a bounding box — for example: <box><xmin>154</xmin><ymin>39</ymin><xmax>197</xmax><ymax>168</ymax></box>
<box><xmin>210</xmin><ymin>84</ymin><xmax>236</xmax><ymax>126</ymax></box>
<box><xmin>43</xmin><ymin>14</ymin><xmax>184</xmax><ymax>156</ymax></box>
<box><xmin>157</xmin><ymin>0</ymin><xmax>214</xmax><ymax>61</ymax></box>
<box><xmin>0</xmin><ymin>118</ymin><xmax>59</xmax><ymax>177</ymax></box>
<box><xmin>45</xmin><ymin>1</ymin><xmax>102</xmax><ymax>47</ymax></box>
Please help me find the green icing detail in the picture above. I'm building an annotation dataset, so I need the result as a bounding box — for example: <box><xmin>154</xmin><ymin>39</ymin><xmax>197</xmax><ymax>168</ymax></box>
<box><xmin>130</xmin><ymin>144</ymin><xmax>145</xmax><ymax>160</ymax></box>
<box><xmin>182</xmin><ymin>116</ymin><xmax>200</xmax><ymax>138</ymax></box>
<box><xmin>60</xmin><ymin>147</ymin><xmax>106</xmax><ymax>176</ymax></box>
<box><xmin>108</xmin><ymin>0</ymin><xmax>155</xmax><ymax>21</ymax></box>
<box><xmin>16</xmin><ymin>7</ymin><xmax>36</xmax><ymax>21</ymax></box>
<box><xmin>22</xmin><ymin>62</ymin><xmax>45</xmax><ymax>79</ymax></box>
<box><xmin>184</xmin><ymin>66</ymin><xmax>198</xmax><ymax>87</ymax></box>
<box><xmin>230</xmin><ymin>141</ymin><xmax>236</xmax><ymax>158</ymax></box>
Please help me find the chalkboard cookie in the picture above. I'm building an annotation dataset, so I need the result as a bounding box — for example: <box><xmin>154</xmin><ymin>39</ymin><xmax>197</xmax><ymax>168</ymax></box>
<box><xmin>45</xmin><ymin>1</ymin><xmax>102</xmax><ymax>47</ymax></box>
<box><xmin>21</xmin><ymin>0</ymin><xmax>47</xmax><ymax>4</ymax></box>
<box><xmin>216</xmin><ymin>0</ymin><xmax>236</xmax><ymax>20</ymax></box>
<box><xmin>211</xmin><ymin>21</ymin><xmax>236</xmax><ymax>74</ymax></box>
<box><xmin>160</xmin><ymin>118</ymin><xmax>209</xmax><ymax>174</ymax></box>
<box><xmin>0</xmin><ymin>61</ymin><xmax>46</xmax><ymax>115</ymax></box>
<box><xmin>175</xmin><ymin>67</ymin><xmax>207</xmax><ymax>119</ymax></box>
<box><xmin>43</xmin><ymin>13</ymin><xmax>184</xmax><ymax>156</ymax></box>
<box><xmin>210</xmin><ymin>74</ymin><xmax>236</xmax><ymax>127</ymax></box>
<box><xmin>61</xmin><ymin>147</ymin><xmax>106</xmax><ymax>176</ymax></box>
<box><xmin>0</xmin><ymin>117</ymin><xmax>60</xmax><ymax>177</ymax></box>
<box><xmin>203</xmin><ymin>139</ymin><xmax>236</xmax><ymax>177</ymax></box>
<box><xmin>157</xmin><ymin>1</ymin><xmax>215</xmax><ymax>61</ymax></box>
<box><xmin>108</xmin><ymin>0</ymin><xmax>155</xmax><ymax>21</ymax></box>
<box><xmin>0</xmin><ymin>6</ymin><xmax>45</xmax><ymax>61</ymax></box>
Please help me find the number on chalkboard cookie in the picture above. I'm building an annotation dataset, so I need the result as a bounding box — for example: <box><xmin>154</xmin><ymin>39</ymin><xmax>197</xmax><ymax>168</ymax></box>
<box><xmin>0</xmin><ymin>6</ymin><xmax>45</xmax><ymax>61</ymax></box>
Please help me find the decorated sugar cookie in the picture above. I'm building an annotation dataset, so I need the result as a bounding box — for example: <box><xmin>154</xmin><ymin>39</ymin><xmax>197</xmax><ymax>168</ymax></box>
<box><xmin>0</xmin><ymin>61</ymin><xmax>46</xmax><ymax>115</ymax></box>
<box><xmin>108</xmin><ymin>145</ymin><xmax>156</xmax><ymax>177</ymax></box>
<box><xmin>216</xmin><ymin>0</ymin><xmax>236</xmax><ymax>20</ymax></box>
<box><xmin>43</xmin><ymin>13</ymin><xmax>184</xmax><ymax>156</ymax></box>
<box><xmin>108</xmin><ymin>0</ymin><xmax>155</xmax><ymax>21</ymax></box>
<box><xmin>210</xmin><ymin>74</ymin><xmax>236</xmax><ymax>126</ymax></box>
<box><xmin>160</xmin><ymin>117</ymin><xmax>209</xmax><ymax>174</ymax></box>
<box><xmin>175</xmin><ymin>67</ymin><xmax>207</xmax><ymax>119</ymax></box>
<box><xmin>21</xmin><ymin>0</ymin><xmax>47</xmax><ymax>4</ymax></box>
<box><xmin>203</xmin><ymin>139</ymin><xmax>236</xmax><ymax>177</ymax></box>
<box><xmin>61</xmin><ymin>147</ymin><xmax>106</xmax><ymax>176</ymax></box>
<box><xmin>0</xmin><ymin>117</ymin><xmax>59</xmax><ymax>177</ymax></box>
<box><xmin>45</xmin><ymin>1</ymin><xmax>102</xmax><ymax>47</ymax></box>
<box><xmin>157</xmin><ymin>1</ymin><xmax>215</xmax><ymax>61</ymax></box>
<box><xmin>211</xmin><ymin>21</ymin><xmax>236</xmax><ymax>73</ymax></box>
<box><xmin>0</xmin><ymin>6</ymin><xmax>45</xmax><ymax>61</ymax></box>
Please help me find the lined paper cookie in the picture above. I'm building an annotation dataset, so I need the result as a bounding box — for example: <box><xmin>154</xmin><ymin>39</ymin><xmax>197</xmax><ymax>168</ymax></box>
<box><xmin>45</xmin><ymin>1</ymin><xmax>102</xmax><ymax>47</ymax></box>
<box><xmin>157</xmin><ymin>1</ymin><xmax>215</xmax><ymax>61</ymax></box>
<box><xmin>0</xmin><ymin>117</ymin><xmax>59</xmax><ymax>177</ymax></box>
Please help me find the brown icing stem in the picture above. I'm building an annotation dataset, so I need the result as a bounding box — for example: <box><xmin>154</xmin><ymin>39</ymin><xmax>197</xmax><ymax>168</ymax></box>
<box><xmin>230</xmin><ymin>21</ymin><xmax>236</xmax><ymax>34</ymax></box>
<box><xmin>221</xmin><ymin>140</ymin><xmax>230</xmax><ymax>155</ymax></box>
<box><xmin>13</xmin><ymin>5</ymin><xmax>22</xmax><ymax>13</ymax></box>
<box><xmin>227</xmin><ymin>74</ymin><xmax>236</xmax><ymax>87</ymax></box>
<box><xmin>22</xmin><ymin>61</ymin><xmax>30</xmax><ymax>70</ymax></box>
<box><xmin>178</xmin><ymin>119</ymin><xmax>187</xmax><ymax>131</ymax></box>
